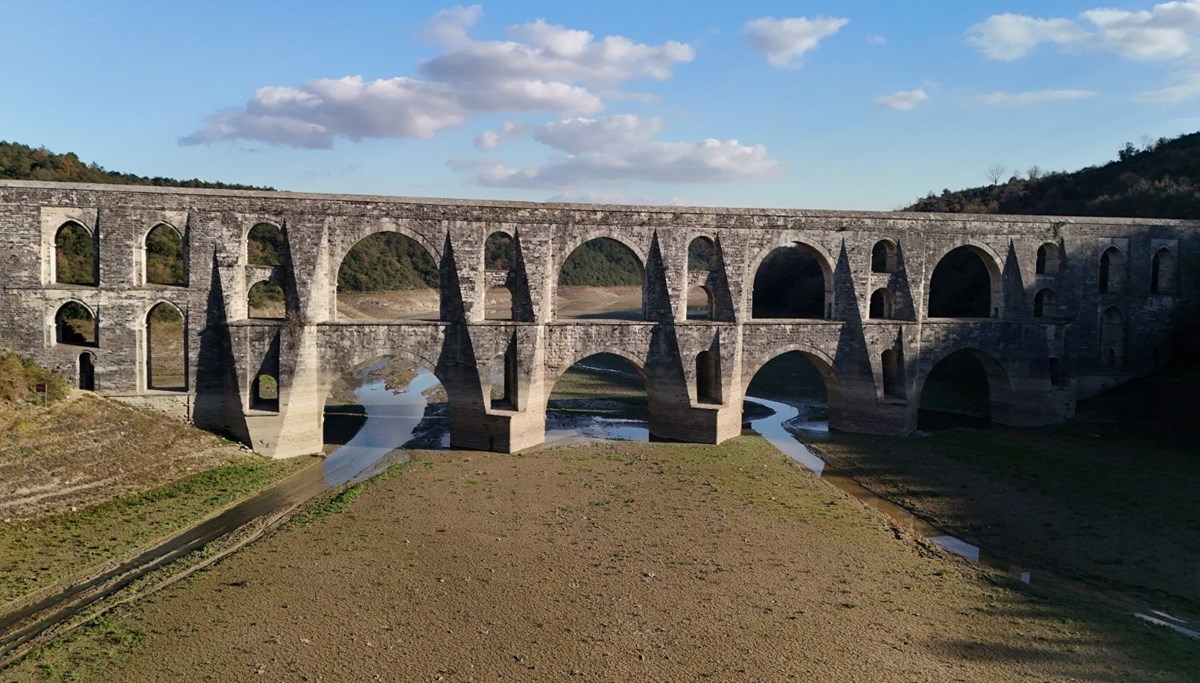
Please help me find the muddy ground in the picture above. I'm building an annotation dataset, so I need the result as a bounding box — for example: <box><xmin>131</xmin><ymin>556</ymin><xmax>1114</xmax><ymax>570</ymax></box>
<box><xmin>12</xmin><ymin>438</ymin><xmax>1194</xmax><ymax>682</ymax></box>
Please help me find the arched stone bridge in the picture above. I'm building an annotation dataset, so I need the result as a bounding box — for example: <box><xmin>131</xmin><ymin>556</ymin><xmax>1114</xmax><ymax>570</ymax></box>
<box><xmin>1</xmin><ymin>180</ymin><xmax>1195</xmax><ymax>456</ymax></box>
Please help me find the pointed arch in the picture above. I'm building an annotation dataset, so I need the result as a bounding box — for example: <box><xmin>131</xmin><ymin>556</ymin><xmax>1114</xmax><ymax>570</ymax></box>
<box><xmin>1099</xmin><ymin>247</ymin><xmax>1124</xmax><ymax>294</ymax></box>
<box><xmin>144</xmin><ymin>222</ymin><xmax>186</xmax><ymax>286</ymax></box>
<box><xmin>53</xmin><ymin>301</ymin><xmax>97</xmax><ymax>347</ymax></box>
<box><xmin>55</xmin><ymin>221</ymin><xmax>97</xmax><ymax>286</ymax></box>
<box><xmin>1151</xmin><ymin>248</ymin><xmax>1176</xmax><ymax>294</ymax></box>
<box><xmin>146</xmin><ymin>301</ymin><xmax>186</xmax><ymax>391</ymax></box>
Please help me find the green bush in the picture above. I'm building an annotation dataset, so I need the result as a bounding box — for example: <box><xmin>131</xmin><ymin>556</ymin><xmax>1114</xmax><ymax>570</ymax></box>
<box><xmin>0</xmin><ymin>352</ymin><xmax>69</xmax><ymax>404</ymax></box>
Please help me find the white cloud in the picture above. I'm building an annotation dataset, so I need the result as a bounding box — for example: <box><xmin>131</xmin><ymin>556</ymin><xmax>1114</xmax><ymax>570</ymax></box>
<box><xmin>474</xmin><ymin>120</ymin><xmax>525</xmax><ymax>150</ymax></box>
<box><xmin>532</xmin><ymin>115</ymin><xmax>662</xmax><ymax>153</ymax></box>
<box><xmin>877</xmin><ymin>89</ymin><xmax>927</xmax><ymax>111</ymax></box>
<box><xmin>968</xmin><ymin>2</ymin><xmax>1200</xmax><ymax>61</ymax></box>
<box><xmin>453</xmin><ymin>135</ymin><xmax>786</xmax><ymax>189</ymax></box>
<box><xmin>1135</xmin><ymin>74</ymin><xmax>1200</xmax><ymax>102</ymax></box>
<box><xmin>868</xmin><ymin>35</ymin><xmax>887</xmax><ymax>45</ymax></box>
<box><xmin>742</xmin><ymin>16</ymin><xmax>849</xmax><ymax>68</ymax></box>
<box><xmin>182</xmin><ymin>7</ymin><xmax>694</xmax><ymax>148</ymax></box>
<box><xmin>976</xmin><ymin>89</ymin><xmax>1098</xmax><ymax>105</ymax></box>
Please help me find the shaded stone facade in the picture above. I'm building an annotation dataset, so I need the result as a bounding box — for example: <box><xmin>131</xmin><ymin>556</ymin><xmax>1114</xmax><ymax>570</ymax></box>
<box><xmin>2</xmin><ymin>180</ymin><xmax>1195</xmax><ymax>457</ymax></box>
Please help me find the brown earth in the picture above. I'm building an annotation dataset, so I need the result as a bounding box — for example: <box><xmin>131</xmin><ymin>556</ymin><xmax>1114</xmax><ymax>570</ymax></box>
<box><xmin>0</xmin><ymin>394</ymin><xmax>249</xmax><ymax>521</ymax></box>
<box><xmin>16</xmin><ymin>438</ymin><xmax>1196</xmax><ymax>682</ymax></box>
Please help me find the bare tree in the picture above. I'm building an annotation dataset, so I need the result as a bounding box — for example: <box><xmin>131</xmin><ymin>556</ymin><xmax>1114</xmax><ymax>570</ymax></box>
<box><xmin>986</xmin><ymin>164</ymin><xmax>1007</xmax><ymax>185</ymax></box>
<box><xmin>1026</xmin><ymin>165</ymin><xmax>1042</xmax><ymax>181</ymax></box>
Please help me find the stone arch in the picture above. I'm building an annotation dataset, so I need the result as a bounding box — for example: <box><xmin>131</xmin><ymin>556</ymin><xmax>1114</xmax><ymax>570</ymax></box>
<box><xmin>1099</xmin><ymin>246</ymin><xmax>1125</xmax><ymax>294</ymax></box>
<box><xmin>78</xmin><ymin>351</ymin><xmax>96</xmax><ymax>391</ymax></box>
<box><xmin>52</xmin><ymin>300</ymin><xmax>97</xmax><ymax>347</ymax></box>
<box><xmin>742</xmin><ymin>345</ymin><xmax>844</xmax><ymax>423</ymax></box>
<box><xmin>248</xmin><ymin>279</ymin><xmax>286</xmax><ymax>319</ymax></box>
<box><xmin>869</xmin><ymin>288</ymin><xmax>895</xmax><ymax>319</ymax></box>
<box><xmin>687</xmin><ymin>285</ymin><xmax>714</xmax><ymax>320</ymax></box>
<box><xmin>485</xmin><ymin>285</ymin><xmax>515</xmax><ymax>320</ymax></box>
<box><xmin>145</xmin><ymin>300</ymin><xmax>186</xmax><ymax>391</ymax></box>
<box><xmin>143</xmin><ymin>222</ymin><xmax>186</xmax><ymax>286</ymax></box>
<box><xmin>556</xmin><ymin>236</ymin><xmax>646</xmax><ymax>321</ymax></box>
<box><xmin>918</xmin><ymin>347</ymin><xmax>1015</xmax><ymax>428</ymax></box>
<box><xmin>54</xmin><ymin>220</ymin><xmax>97</xmax><ymax>286</ymax></box>
<box><xmin>558</xmin><ymin>230</ymin><xmax>650</xmax><ymax>276</ymax></box>
<box><xmin>546</xmin><ymin>347</ymin><xmax>654</xmax><ymax>402</ymax></box>
<box><xmin>335</xmin><ymin>229</ymin><xmax>441</xmax><ymax>321</ymax></box>
<box><xmin>871</xmin><ymin>239</ymin><xmax>898</xmax><ymax>273</ymax></box>
<box><xmin>1036</xmin><ymin>243</ymin><xmax>1060</xmax><ymax>276</ymax></box>
<box><xmin>687</xmin><ymin>235</ymin><xmax>716</xmax><ymax>272</ymax></box>
<box><xmin>1100</xmin><ymin>306</ymin><xmax>1125</xmax><ymax>369</ymax></box>
<box><xmin>1151</xmin><ymin>248</ymin><xmax>1176</xmax><ymax>294</ymax></box>
<box><xmin>251</xmin><ymin>373</ymin><xmax>279</xmax><ymax>412</ymax></box>
<box><xmin>484</xmin><ymin>231</ymin><xmax>515</xmax><ymax>271</ymax></box>
<box><xmin>1033</xmin><ymin>288</ymin><xmax>1056</xmax><ymax>318</ymax></box>
<box><xmin>928</xmin><ymin>243</ymin><xmax>1002</xmax><ymax>318</ymax></box>
<box><xmin>245</xmin><ymin>222</ymin><xmax>287</xmax><ymax>267</ymax></box>
<box><xmin>696</xmin><ymin>350</ymin><xmax>721</xmax><ymax>404</ymax></box>
<box><xmin>750</xmin><ymin>238</ymin><xmax>835</xmax><ymax>319</ymax></box>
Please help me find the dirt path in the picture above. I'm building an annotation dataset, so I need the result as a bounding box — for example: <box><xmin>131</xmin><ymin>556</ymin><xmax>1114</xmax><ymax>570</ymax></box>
<box><xmin>16</xmin><ymin>438</ymin><xmax>1195</xmax><ymax>681</ymax></box>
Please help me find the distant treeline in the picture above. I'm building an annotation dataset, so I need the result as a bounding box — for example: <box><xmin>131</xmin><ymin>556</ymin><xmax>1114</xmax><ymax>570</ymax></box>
<box><xmin>0</xmin><ymin>140</ymin><xmax>272</xmax><ymax>190</ymax></box>
<box><xmin>907</xmin><ymin>132</ymin><xmax>1200</xmax><ymax>219</ymax></box>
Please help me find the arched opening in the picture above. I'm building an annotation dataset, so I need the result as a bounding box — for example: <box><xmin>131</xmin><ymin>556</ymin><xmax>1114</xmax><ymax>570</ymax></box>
<box><xmin>546</xmin><ymin>353</ymin><xmax>649</xmax><ymax>441</ymax></box>
<box><xmin>871</xmin><ymin>240</ymin><xmax>897</xmax><ymax>274</ymax></box>
<box><xmin>1036</xmin><ymin>243</ymin><xmax>1060</xmax><ymax>276</ymax></box>
<box><xmin>882</xmin><ymin>349</ymin><xmax>905</xmax><ymax>399</ymax></box>
<box><xmin>55</xmin><ymin>221</ymin><xmax>97</xmax><ymax>286</ymax></box>
<box><xmin>919</xmin><ymin>349</ymin><xmax>1004</xmax><ymax>430</ymax></box>
<box><xmin>248</xmin><ymin>281</ymin><xmax>286</xmax><ymax>319</ymax></box>
<box><xmin>322</xmin><ymin>356</ymin><xmax>448</xmax><ymax>481</ymax></box>
<box><xmin>1048</xmin><ymin>358</ymin><xmax>1063</xmax><ymax>386</ymax></box>
<box><xmin>1151</xmin><ymin>248</ymin><xmax>1176</xmax><ymax>294</ymax></box>
<box><xmin>484</xmin><ymin>231</ymin><xmax>515</xmax><ymax>271</ymax></box>
<box><xmin>145</xmin><ymin>223</ymin><xmax>185</xmax><ymax>286</ymax></box>
<box><xmin>485</xmin><ymin>286</ymin><xmax>514</xmax><ymax>321</ymax></box>
<box><xmin>687</xmin><ymin>286</ymin><xmax>714</xmax><ymax>320</ymax></box>
<box><xmin>1033</xmin><ymin>288</ymin><xmax>1056</xmax><ymax>318</ymax></box>
<box><xmin>752</xmin><ymin>243</ymin><xmax>828</xmax><ymax>319</ymax></box>
<box><xmin>54</xmin><ymin>302</ymin><xmax>97</xmax><ymax>347</ymax></box>
<box><xmin>869</xmin><ymin>288</ymin><xmax>894</xmax><ymax>319</ymax></box>
<box><xmin>556</xmin><ymin>238</ymin><xmax>644</xmax><ymax>320</ymax></box>
<box><xmin>247</xmin><ymin>223</ymin><xmax>286</xmax><ymax>266</ymax></box>
<box><xmin>1100</xmin><ymin>307</ymin><xmax>1125</xmax><ymax>370</ymax></box>
<box><xmin>1099</xmin><ymin>247</ymin><xmax>1124</xmax><ymax>294</ymax></box>
<box><xmin>146</xmin><ymin>302</ymin><xmax>185</xmax><ymax>391</ymax></box>
<box><xmin>488</xmin><ymin>344</ymin><xmax>519</xmax><ymax>410</ymax></box>
<box><xmin>688</xmin><ymin>236</ymin><xmax>715</xmax><ymax>272</ymax></box>
<box><xmin>928</xmin><ymin>246</ymin><xmax>994</xmax><ymax>318</ymax></box>
<box><xmin>696</xmin><ymin>350</ymin><xmax>721</xmax><ymax>404</ymax></box>
<box><xmin>337</xmin><ymin>232</ymin><xmax>439</xmax><ymax>320</ymax></box>
<box><xmin>78</xmin><ymin>352</ymin><xmax>96</xmax><ymax>391</ymax></box>
<box><xmin>252</xmin><ymin>374</ymin><xmax>279</xmax><ymax>412</ymax></box>
<box><xmin>745</xmin><ymin>351</ymin><xmax>834</xmax><ymax>429</ymax></box>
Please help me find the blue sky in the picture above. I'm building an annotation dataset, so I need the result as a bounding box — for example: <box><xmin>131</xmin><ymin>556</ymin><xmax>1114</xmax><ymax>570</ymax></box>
<box><xmin>3</xmin><ymin>1</ymin><xmax>1199</xmax><ymax>209</ymax></box>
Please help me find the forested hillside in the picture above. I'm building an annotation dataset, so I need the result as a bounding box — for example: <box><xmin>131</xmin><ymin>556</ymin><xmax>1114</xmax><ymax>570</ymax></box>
<box><xmin>0</xmin><ymin>140</ymin><xmax>271</xmax><ymax>190</ymax></box>
<box><xmin>907</xmin><ymin>132</ymin><xmax>1200</xmax><ymax>219</ymax></box>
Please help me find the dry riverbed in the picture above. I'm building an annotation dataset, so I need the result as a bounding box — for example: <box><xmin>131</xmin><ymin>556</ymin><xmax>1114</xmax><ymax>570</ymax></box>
<box><xmin>9</xmin><ymin>438</ymin><xmax>1196</xmax><ymax>681</ymax></box>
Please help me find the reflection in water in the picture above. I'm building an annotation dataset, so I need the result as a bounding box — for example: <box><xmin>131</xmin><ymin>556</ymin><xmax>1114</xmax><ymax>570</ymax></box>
<box><xmin>744</xmin><ymin>396</ymin><xmax>828</xmax><ymax>476</ymax></box>
<box><xmin>545</xmin><ymin>416</ymin><xmax>649</xmax><ymax>446</ymax></box>
<box><xmin>323</xmin><ymin>363</ymin><xmax>444</xmax><ymax>488</ymax></box>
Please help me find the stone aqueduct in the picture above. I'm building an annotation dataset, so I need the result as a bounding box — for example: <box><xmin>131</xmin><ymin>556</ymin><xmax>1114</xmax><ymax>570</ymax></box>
<box><xmin>1</xmin><ymin>180</ymin><xmax>1195</xmax><ymax>457</ymax></box>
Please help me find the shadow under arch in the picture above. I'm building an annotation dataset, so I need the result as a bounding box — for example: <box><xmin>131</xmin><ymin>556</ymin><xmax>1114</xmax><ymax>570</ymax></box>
<box><xmin>748</xmin><ymin>236</ymin><xmax>836</xmax><ymax>319</ymax></box>
<box><xmin>916</xmin><ymin>347</ymin><xmax>1014</xmax><ymax>430</ymax></box>
<box><xmin>928</xmin><ymin>242</ymin><xmax>1004</xmax><ymax>319</ymax></box>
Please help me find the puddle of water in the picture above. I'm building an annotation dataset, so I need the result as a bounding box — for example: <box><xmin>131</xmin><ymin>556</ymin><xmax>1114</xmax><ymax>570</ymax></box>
<box><xmin>545</xmin><ymin>416</ymin><xmax>649</xmax><ymax>446</ymax></box>
<box><xmin>323</xmin><ymin>363</ymin><xmax>441</xmax><ymax>487</ymax></box>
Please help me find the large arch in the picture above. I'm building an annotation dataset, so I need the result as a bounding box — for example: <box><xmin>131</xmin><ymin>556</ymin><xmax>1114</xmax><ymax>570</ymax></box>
<box><xmin>54</xmin><ymin>221</ymin><xmax>97</xmax><ymax>286</ymax></box>
<box><xmin>145</xmin><ymin>301</ymin><xmax>186</xmax><ymax>391</ymax></box>
<box><xmin>741</xmin><ymin>345</ymin><xmax>844</xmax><ymax>427</ymax></box>
<box><xmin>556</xmin><ymin>236</ymin><xmax>646</xmax><ymax>321</ymax></box>
<box><xmin>335</xmin><ymin>231</ymin><xmax>441</xmax><ymax>321</ymax></box>
<box><xmin>927</xmin><ymin>244</ymin><xmax>1001</xmax><ymax>318</ymax></box>
<box><xmin>750</xmin><ymin>239</ymin><xmax>834</xmax><ymax>319</ymax></box>
<box><xmin>917</xmin><ymin>348</ymin><xmax>1013</xmax><ymax>429</ymax></box>
<box><xmin>144</xmin><ymin>222</ymin><xmax>186</xmax><ymax>286</ymax></box>
<box><xmin>545</xmin><ymin>351</ymin><xmax>653</xmax><ymax>441</ymax></box>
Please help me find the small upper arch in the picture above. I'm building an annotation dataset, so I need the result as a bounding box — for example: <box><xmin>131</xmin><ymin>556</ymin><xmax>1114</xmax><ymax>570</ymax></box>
<box><xmin>687</xmin><ymin>235</ymin><xmax>717</xmax><ymax>272</ymax></box>
<box><xmin>484</xmin><ymin>231</ymin><xmax>516</xmax><ymax>271</ymax></box>
<box><xmin>1151</xmin><ymin>247</ymin><xmax>1176</xmax><ymax>294</ymax></box>
<box><xmin>871</xmin><ymin>239</ymin><xmax>898</xmax><ymax>274</ymax></box>
<box><xmin>1035</xmin><ymin>242</ymin><xmax>1061</xmax><ymax>276</ymax></box>
<box><xmin>144</xmin><ymin>222</ymin><xmax>186</xmax><ymax>287</ymax></box>
<box><xmin>1098</xmin><ymin>246</ymin><xmax>1125</xmax><ymax>294</ymax></box>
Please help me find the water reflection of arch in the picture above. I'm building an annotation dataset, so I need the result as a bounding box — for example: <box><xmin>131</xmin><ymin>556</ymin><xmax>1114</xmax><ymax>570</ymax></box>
<box><xmin>740</xmin><ymin>343</ymin><xmax>845</xmax><ymax>423</ymax></box>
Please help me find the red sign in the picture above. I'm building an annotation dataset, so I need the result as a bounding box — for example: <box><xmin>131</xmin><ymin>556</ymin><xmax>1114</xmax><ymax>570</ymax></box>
<box><xmin>35</xmin><ymin>383</ymin><xmax>46</xmax><ymax>393</ymax></box>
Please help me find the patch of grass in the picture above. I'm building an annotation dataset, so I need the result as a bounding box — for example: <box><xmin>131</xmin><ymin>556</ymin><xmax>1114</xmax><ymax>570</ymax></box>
<box><xmin>293</xmin><ymin>460</ymin><xmax>412</xmax><ymax>525</ymax></box>
<box><xmin>0</xmin><ymin>458</ymin><xmax>305</xmax><ymax>606</ymax></box>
